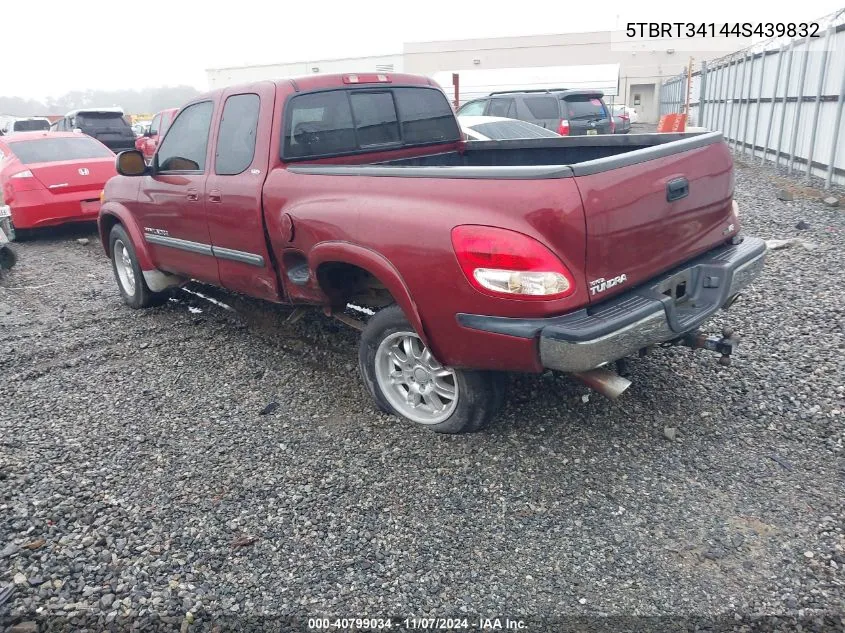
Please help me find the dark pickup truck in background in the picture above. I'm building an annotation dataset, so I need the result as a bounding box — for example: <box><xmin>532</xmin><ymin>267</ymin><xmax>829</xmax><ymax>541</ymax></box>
<box><xmin>52</xmin><ymin>107</ymin><xmax>137</xmax><ymax>153</ymax></box>
<box><xmin>98</xmin><ymin>72</ymin><xmax>765</xmax><ymax>433</ymax></box>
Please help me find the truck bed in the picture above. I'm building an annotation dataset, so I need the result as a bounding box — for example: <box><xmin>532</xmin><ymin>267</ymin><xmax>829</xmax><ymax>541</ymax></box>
<box><xmin>282</xmin><ymin>130</ymin><xmax>737</xmax><ymax>316</ymax></box>
<box><xmin>287</xmin><ymin>132</ymin><xmax>719</xmax><ymax>179</ymax></box>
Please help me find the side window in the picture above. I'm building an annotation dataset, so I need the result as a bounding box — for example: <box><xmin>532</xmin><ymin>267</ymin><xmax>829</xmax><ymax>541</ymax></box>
<box><xmin>457</xmin><ymin>100</ymin><xmax>486</xmax><ymax>116</ymax></box>
<box><xmin>523</xmin><ymin>97</ymin><xmax>559</xmax><ymax>120</ymax></box>
<box><xmin>149</xmin><ymin>114</ymin><xmax>161</xmax><ymax>136</ymax></box>
<box><xmin>160</xmin><ymin>111</ymin><xmax>174</xmax><ymax>137</ymax></box>
<box><xmin>156</xmin><ymin>101</ymin><xmax>213</xmax><ymax>172</ymax></box>
<box><xmin>215</xmin><ymin>93</ymin><xmax>260</xmax><ymax>175</ymax></box>
<box><xmin>487</xmin><ymin>98</ymin><xmax>516</xmax><ymax>118</ymax></box>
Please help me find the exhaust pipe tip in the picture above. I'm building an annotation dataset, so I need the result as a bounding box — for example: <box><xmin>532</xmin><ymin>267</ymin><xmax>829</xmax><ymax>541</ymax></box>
<box><xmin>723</xmin><ymin>293</ymin><xmax>742</xmax><ymax>309</ymax></box>
<box><xmin>572</xmin><ymin>367</ymin><xmax>632</xmax><ymax>400</ymax></box>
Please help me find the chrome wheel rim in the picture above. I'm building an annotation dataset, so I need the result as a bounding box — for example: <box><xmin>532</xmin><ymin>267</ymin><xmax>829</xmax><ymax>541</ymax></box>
<box><xmin>113</xmin><ymin>240</ymin><xmax>136</xmax><ymax>296</ymax></box>
<box><xmin>374</xmin><ymin>331</ymin><xmax>458</xmax><ymax>425</ymax></box>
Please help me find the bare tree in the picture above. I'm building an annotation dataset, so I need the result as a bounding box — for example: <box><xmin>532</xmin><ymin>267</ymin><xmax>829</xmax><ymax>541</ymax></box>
<box><xmin>1</xmin><ymin>85</ymin><xmax>201</xmax><ymax>116</ymax></box>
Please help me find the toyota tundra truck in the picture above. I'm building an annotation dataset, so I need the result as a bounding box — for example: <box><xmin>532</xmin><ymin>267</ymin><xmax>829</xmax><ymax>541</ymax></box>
<box><xmin>98</xmin><ymin>72</ymin><xmax>766</xmax><ymax>434</ymax></box>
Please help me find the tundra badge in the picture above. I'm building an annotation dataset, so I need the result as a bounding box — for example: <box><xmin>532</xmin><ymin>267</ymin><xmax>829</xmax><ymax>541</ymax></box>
<box><xmin>590</xmin><ymin>274</ymin><xmax>628</xmax><ymax>295</ymax></box>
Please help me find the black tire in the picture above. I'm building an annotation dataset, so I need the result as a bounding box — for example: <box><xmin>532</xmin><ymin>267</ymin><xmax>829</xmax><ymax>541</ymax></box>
<box><xmin>358</xmin><ymin>305</ymin><xmax>505</xmax><ymax>433</ymax></box>
<box><xmin>109</xmin><ymin>224</ymin><xmax>164</xmax><ymax>309</ymax></box>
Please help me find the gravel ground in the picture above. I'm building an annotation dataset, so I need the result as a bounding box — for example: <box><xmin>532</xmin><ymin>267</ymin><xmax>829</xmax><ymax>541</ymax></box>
<box><xmin>1</xmin><ymin>157</ymin><xmax>844</xmax><ymax>632</ymax></box>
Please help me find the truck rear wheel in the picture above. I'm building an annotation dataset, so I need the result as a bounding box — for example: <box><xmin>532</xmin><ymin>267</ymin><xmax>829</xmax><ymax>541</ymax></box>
<box><xmin>109</xmin><ymin>224</ymin><xmax>163</xmax><ymax>309</ymax></box>
<box><xmin>359</xmin><ymin>305</ymin><xmax>504</xmax><ymax>433</ymax></box>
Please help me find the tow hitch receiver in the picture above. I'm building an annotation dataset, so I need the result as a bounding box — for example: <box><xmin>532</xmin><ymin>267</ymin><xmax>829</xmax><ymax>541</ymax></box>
<box><xmin>679</xmin><ymin>327</ymin><xmax>738</xmax><ymax>366</ymax></box>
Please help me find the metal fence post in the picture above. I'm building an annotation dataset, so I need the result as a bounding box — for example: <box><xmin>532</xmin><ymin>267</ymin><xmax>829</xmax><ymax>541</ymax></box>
<box><xmin>723</xmin><ymin>59</ymin><xmax>736</xmax><ymax>139</ymax></box>
<box><xmin>805</xmin><ymin>27</ymin><xmax>832</xmax><ymax>181</ymax></box>
<box><xmin>788</xmin><ymin>38</ymin><xmax>811</xmax><ymax>174</ymax></box>
<box><xmin>699</xmin><ymin>62</ymin><xmax>708</xmax><ymax>127</ymax></box>
<box><xmin>741</xmin><ymin>55</ymin><xmax>753</xmax><ymax>155</ymax></box>
<box><xmin>762</xmin><ymin>44</ymin><xmax>786</xmax><ymax>165</ymax></box>
<box><xmin>734</xmin><ymin>54</ymin><xmax>749</xmax><ymax>153</ymax></box>
<box><xmin>751</xmin><ymin>51</ymin><xmax>767</xmax><ymax>160</ymax></box>
<box><xmin>775</xmin><ymin>42</ymin><xmax>795</xmax><ymax>168</ymax></box>
<box><xmin>826</xmin><ymin>55</ymin><xmax>845</xmax><ymax>189</ymax></box>
<box><xmin>715</xmin><ymin>62</ymin><xmax>727</xmax><ymax>131</ymax></box>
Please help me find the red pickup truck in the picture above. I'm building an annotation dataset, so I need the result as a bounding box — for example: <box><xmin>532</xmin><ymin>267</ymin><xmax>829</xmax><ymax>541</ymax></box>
<box><xmin>98</xmin><ymin>72</ymin><xmax>766</xmax><ymax>433</ymax></box>
<box><xmin>134</xmin><ymin>108</ymin><xmax>178</xmax><ymax>163</ymax></box>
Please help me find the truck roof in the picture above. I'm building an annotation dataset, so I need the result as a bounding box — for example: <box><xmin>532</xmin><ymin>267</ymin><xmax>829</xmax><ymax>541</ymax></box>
<box><xmin>192</xmin><ymin>72</ymin><xmax>438</xmax><ymax>102</ymax></box>
<box><xmin>65</xmin><ymin>107</ymin><xmax>125</xmax><ymax>116</ymax></box>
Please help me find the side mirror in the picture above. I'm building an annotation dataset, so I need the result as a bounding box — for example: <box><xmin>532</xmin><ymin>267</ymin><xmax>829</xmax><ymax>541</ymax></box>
<box><xmin>115</xmin><ymin>150</ymin><xmax>148</xmax><ymax>176</ymax></box>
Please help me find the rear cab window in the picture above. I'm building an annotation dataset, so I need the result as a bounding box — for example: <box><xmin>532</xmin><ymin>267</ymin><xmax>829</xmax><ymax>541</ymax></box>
<box><xmin>282</xmin><ymin>86</ymin><xmax>460</xmax><ymax>160</ymax></box>
<box><xmin>7</xmin><ymin>137</ymin><xmax>114</xmax><ymax>164</ymax></box>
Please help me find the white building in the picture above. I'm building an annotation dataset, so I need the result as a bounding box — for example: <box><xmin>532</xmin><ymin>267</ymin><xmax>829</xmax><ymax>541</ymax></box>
<box><xmin>207</xmin><ymin>54</ymin><xmax>403</xmax><ymax>91</ymax></box>
<box><xmin>207</xmin><ymin>31</ymin><xmax>744</xmax><ymax>123</ymax></box>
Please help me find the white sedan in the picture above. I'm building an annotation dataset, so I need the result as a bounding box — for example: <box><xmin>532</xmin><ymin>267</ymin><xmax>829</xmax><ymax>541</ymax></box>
<box><xmin>616</xmin><ymin>105</ymin><xmax>639</xmax><ymax>123</ymax></box>
<box><xmin>459</xmin><ymin>116</ymin><xmax>561</xmax><ymax>141</ymax></box>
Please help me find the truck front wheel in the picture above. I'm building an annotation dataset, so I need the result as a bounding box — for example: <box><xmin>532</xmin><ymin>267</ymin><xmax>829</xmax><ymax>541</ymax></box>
<box><xmin>109</xmin><ymin>224</ymin><xmax>163</xmax><ymax>309</ymax></box>
<box><xmin>359</xmin><ymin>305</ymin><xmax>504</xmax><ymax>433</ymax></box>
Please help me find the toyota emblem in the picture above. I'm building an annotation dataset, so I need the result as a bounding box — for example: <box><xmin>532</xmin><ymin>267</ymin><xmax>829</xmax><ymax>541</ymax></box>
<box><xmin>78</xmin><ymin>168</ymin><xmax>89</xmax><ymax>176</ymax></box>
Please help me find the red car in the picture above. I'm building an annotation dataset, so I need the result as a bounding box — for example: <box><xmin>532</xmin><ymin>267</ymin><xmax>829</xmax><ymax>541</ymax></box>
<box><xmin>135</xmin><ymin>108</ymin><xmax>178</xmax><ymax>163</ymax></box>
<box><xmin>99</xmin><ymin>73</ymin><xmax>765</xmax><ymax>433</ymax></box>
<box><xmin>0</xmin><ymin>132</ymin><xmax>116</xmax><ymax>240</ymax></box>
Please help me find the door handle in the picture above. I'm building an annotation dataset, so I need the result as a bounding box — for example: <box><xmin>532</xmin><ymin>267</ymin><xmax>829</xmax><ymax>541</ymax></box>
<box><xmin>666</xmin><ymin>178</ymin><xmax>689</xmax><ymax>202</ymax></box>
<box><xmin>208</xmin><ymin>190</ymin><xmax>222</xmax><ymax>203</ymax></box>
<box><xmin>186</xmin><ymin>189</ymin><xmax>199</xmax><ymax>202</ymax></box>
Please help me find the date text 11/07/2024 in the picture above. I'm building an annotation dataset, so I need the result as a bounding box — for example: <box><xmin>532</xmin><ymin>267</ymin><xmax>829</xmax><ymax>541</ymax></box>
<box><xmin>626</xmin><ymin>22</ymin><xmax>820</xmax><ymax>38</ymax></box>
<box><xmin>307</xmin><ymin>617</ymin><xmax>528</xmax><ymax>630</ymax></box>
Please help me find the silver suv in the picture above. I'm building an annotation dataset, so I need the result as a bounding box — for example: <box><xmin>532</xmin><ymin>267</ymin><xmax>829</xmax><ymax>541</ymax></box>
<box><xmin>456</xmin><ymin>89</ymin><xmax>613</xmax><ymax>136</ymax></box>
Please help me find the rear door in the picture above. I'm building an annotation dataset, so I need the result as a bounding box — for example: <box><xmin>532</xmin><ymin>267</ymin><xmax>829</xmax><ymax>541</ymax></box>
<box><xmin>205</xmin><ymin>83</ymin><xmax>281</xmax><ymax>302</ymax></box>
<box><xmin>576</xmin><ymin>139</ymin><xmax>738</xmax><ymax>301</ymax></box>
<box><xmin>485</xmin><ymin>98</ymin><xmax>517</xmax><ymax>118</ymax></box>
<box><xmin>561</xmin><ymin>94</ymin><xmax>612</xmax><ymax>135</ymax></box>
<box><xmin>135</xmin><ymin>100</ymin><xmax>219</xmax><ymax>284</ymax></box>
<box><xmin>520</xmin><ymin>95</ymin><xmax>560</xmax><ymax>129</ymax></box>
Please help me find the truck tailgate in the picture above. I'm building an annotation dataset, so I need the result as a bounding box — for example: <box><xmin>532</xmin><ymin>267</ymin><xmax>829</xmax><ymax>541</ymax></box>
<box><xmin>573</xmin><ymin>139</ymin><xmax>737</xmax><ymax>302</ymax></box>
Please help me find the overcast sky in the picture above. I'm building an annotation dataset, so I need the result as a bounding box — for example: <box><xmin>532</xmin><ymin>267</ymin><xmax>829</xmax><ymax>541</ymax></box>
<box><xmin>4</xmin><ymin>0</ymin><xmax>843</xmax><ymax>99</ymax></box>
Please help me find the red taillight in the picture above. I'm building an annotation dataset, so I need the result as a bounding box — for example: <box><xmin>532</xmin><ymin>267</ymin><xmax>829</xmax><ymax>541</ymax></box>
<box><xmin>451</xmin><ymin>225</ymin><xmax>576</xmax><ymax>300</ymax></box>
<box><xmin>8</xmin><ymin>170</ymin><xmax>41</xmax><ymax>193</ymax></box>
<box><xmin>557</xmin><ymin>119</ymin><xmax>570</xmax><ymax>135</ymax></box>
<box><xmin>342</xmin><ymin>73</ymin><xmax>391</xmax><ymax>84</ymax></box>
